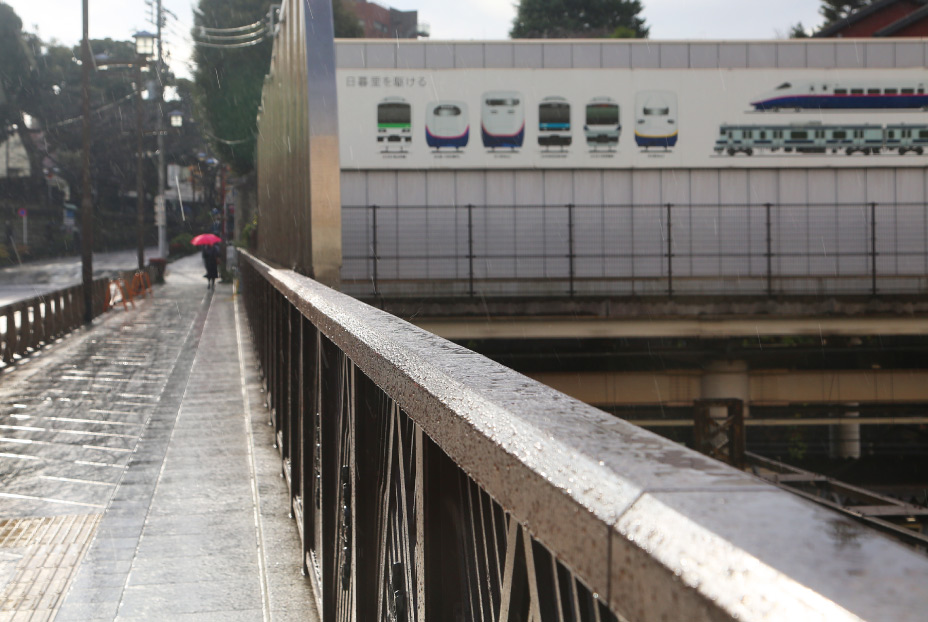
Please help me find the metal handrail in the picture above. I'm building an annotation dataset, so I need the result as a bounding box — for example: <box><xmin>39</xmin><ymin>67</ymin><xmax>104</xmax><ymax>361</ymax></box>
<box><xmin>240</xmin><ymin>248</ymin><xmax>928</xmax><ymax>621</ymax></box>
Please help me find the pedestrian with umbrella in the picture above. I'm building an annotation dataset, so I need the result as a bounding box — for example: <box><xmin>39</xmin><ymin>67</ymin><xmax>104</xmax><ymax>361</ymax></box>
<box><xmin>192</xmin><ymin>233</ymin><xmax>221</xmax><ymax>289</ymax></box>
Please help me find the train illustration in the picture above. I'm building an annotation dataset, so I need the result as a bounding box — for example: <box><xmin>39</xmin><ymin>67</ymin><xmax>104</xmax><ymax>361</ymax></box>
<box><xmin>377</xmin><ymin>97</ymin><xmax>412</xmax><ymax>151</ymax></box>
<box><xmin>635</xmin><ymin>90</ymin><xmax>678</xmax><ymax>149</ymax></box>
<box><xmin>714</xmin><ymin>122</ymin><xmax>928</xmax><ymax>156</ymax></box>
<box><xmin>750</xmin><ymin>80</ymin><xmax>928</xmax><ymax>111</ymax></box>
<box><xmin>425</xmin><ymin>101</ymin><xmax>469</xmax><ymax>150</ymax></box>
<box><xmin>583</xmin><ymin>97</ymin><xmax>620</xmax><ymax>149</ymax></box>
<box><xmin>481</xmin><ymin>91</ymin><xmax>525</xmax><ymax>150</ymax></box>
<box><xmin>538</xmin><ymin>96</ymin><xmax>571</xmax><ymax>148</ymax></box>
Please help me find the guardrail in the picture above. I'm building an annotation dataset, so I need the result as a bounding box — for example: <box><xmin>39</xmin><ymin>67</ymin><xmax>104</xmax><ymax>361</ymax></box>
<box><xmin>0</xmin><ymin>265</ymin><xmax>157</xmax><ymax>367</ymax></box>
<box><xmin>342</xmin><ymin>201</ymin><xmax>928</xmax><ymax>299</ymax></box>
<box><xmin>239</xmin><ymin>249</ymin><xmax>928</xmax><ymax>621</ymax></box>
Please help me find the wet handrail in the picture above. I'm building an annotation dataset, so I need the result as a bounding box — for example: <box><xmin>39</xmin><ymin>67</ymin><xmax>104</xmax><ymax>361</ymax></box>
<box><xmin>240</xmin><ymin>248</ymin><xmax>928</xmax><ymax>621</ymax></box>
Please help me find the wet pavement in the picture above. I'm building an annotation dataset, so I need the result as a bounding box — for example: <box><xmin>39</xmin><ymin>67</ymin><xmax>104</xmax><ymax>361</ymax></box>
<box><xmin>0</xmin><ymin>255</ymin><xmax>318</xmax><ymax>621</ymax></box>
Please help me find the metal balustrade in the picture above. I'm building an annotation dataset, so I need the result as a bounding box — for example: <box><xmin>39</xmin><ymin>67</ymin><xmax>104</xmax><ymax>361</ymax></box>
<box><xmin>342</xmin><ymin>202</ymin><xmax>928</xmax><ymax>299</ymax></box>
<box><xmin>238</xmin><ymin>248</ymin><xmax>928</xmax><ymax>621</ymax></box>
<box><xmin>0</xmin><ymin>266</ymin><xmax>158</xmax><ymax>367</ymax></box>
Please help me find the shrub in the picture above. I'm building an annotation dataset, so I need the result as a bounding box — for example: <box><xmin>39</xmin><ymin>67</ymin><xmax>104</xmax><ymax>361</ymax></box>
<box><xmin>169</xmin><ymin>232</ymin><xmax>196</xmax><ymax>257</ymax></box>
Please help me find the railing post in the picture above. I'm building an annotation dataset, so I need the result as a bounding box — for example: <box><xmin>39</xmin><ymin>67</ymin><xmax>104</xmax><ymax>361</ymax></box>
<box><xmin>568</xmin><ymin>203</ymin><xmax>575</xmax><ymax>297</ymax></box>
<box><xmin>870</xmin><ymin>201</ymin><xmax>877</xmax><ymax>296</ymax></box>
<box><xmin>666</xmin><ymin>203</ymin><xmax>673</xmax><ymax>297</ymax></box>
<box><xmin>467</xmin><ymin>203</ymin><xmax>474</xmax><ymax>297</ymax></box>
<box><xmin>371</xmin><ymin>204</ymin><xmax>379</xmax><ymax>296</ymax></box>
<box><xmin>766</xmin><ymin>203</ymin><xmax>773</xmax><ymax>297</ymax></box>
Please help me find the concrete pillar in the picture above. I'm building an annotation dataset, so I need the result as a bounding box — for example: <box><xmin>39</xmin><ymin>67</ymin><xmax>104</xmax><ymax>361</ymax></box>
<box><xmin>701</xmin><ymin>360</ymin><xmax>750</xmax><ymax>418</ymax></box>
<box><xmin>830</xmin><ymin>404</ymin><xmax>861</xmax><ymax>459</ymax></box>
<box><xmin>698</xmin><ymin>360</ymin><xmax>750</xmax><ymax>456</ymax></box>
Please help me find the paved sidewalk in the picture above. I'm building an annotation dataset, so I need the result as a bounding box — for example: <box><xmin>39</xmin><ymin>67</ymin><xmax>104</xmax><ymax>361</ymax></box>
<box><xmin>0</xmin><ymin>255</ymin><xmax>318</xmax><ymax>621</ymax></box>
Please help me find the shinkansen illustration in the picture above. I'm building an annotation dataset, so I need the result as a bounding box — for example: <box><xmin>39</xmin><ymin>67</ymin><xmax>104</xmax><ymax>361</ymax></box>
<box><xmin>583</xmin><ymin>97</ymin><xmax>620</xmax><ymax>149</ymax></box>
<box><xmin>635</xmin><ymin>90</ymin><xmax>678</xmax><ymax>149</ymax></box>
<box><xmin>425</xmin><ymin>101</ymin><xmax>469</xmax><ymax>150</ymax></box>
<box><xmin>377</xmin><ymin>97</ymin><xmax>412</xmax><ymax>151</ymax></box>
<box><xmin>481</xmin><ymin>91</ymin><xmax>525</xmax><ymax>150</ymax></box>
<box><xmin>751</xmin><ymin>81</ymin><xmax>928</xmax><ymax>111</ymax></box>
<box><xmin>538</xmin><ymin>96</ymin><xmax>571</xmax><ymax>148</ymax></box>
<box><xmin>714</xmin><ymin>122</ymin><xmax>928</xmax><ymax>156</ymax></box>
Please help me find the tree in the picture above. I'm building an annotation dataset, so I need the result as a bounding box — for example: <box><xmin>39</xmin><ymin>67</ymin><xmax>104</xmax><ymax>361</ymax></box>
<box><xmin>789</xmin><ymin>22</ymin><xmax>811</xmax><ymax>38</ymax></box>
<box><xmin>193</xmin><ymin>0</ymin><xmax>275</xmax><ymax>175</ymax></box>
<box><xmin>511</xmin><ymin>0</ymin><xmax>648</xmax><ymax>39</ymax></box>
<box><xmin>820</xmin><ymin>0</ymin><xmax>869</xmax><ymax>28</ymax></box>
<box><xmin>334</xmin><ymin>0</ymin><xmax>364</xmax><ymax>38</ymax></box>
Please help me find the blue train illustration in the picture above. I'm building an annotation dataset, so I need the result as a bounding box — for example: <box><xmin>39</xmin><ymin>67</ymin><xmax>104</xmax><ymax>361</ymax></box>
<box><xmin>751</xmin><ymin>80</ymin><xmax>928</xmax><ymax>111</ymax></box>
<box><xmin>714</xmin><ymin>122</ymin><xmax>928</xmax><ymax>156</ymax></box>
<box><xmin>635</xmin><ymin>90</ymin><xmax>678</xmax><ymax>149</ymax></box>
<box><xmin>538</xmin><ymin>96</ymin><xmax>571</xmax><ymax>148</ymax></box>
<box><xmin>481</xmin><ymin>91</ymin><xmax>525</xmax><ymax>150</ymax></box>
<box><xmin>425</xmin><ymin>101</ymin><xmax>469</xmax><ymax>150</ymax></box>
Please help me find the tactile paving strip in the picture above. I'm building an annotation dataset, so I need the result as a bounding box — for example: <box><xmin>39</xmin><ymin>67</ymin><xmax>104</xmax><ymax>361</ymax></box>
<box><xmin>0</xmin><ymin>514</ymin><xmax>102</xmax><ymax>621</ymax></box>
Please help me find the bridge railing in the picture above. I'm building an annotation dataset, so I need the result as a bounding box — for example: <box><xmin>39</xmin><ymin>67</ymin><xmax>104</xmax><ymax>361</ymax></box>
<box><xmin>342</xmin><ymin>201</ymin><xmax>928</xmax><ymax>299</ymax></box>
<box><xmin>0</xmin><ymin>265</ymin><xmax>158</xmax><ymax>368</ymax></box>
<box><xmin>238</xmin><ymin>248</ymin><xmax>928</xmax><ymax>621</ymax></box>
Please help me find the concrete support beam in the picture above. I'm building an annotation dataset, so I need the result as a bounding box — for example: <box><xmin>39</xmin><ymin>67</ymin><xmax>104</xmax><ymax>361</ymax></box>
<box><xmin>527</xmin><ymin>369</ymin><xmax>928</xmax><ymax>407</ymax></box>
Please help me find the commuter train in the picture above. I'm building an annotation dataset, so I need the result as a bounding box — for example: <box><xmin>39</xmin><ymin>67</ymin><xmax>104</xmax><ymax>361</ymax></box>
<box><xmin>583</xmin><ymin>97</ymin><xmax>620</xmax><ymax>149</ymax></box>
<box><xmin>635</xmin><ymin>90</ymin><xmax>678</xmax><ymax>149</ymax></box>
<box><xmin>538</xmin><ymin>96</ymin><xmax>571</xmax><ymax>148</ymax></box>
<box><xmin>425</xmin><ymin>101</ymin><xmax>469</xmax><ymax>150</ymax></box>
<box><xmin>481</xmin><ymin>91</ymin><xmax>525</xmax><ymax>150</ymax></box>
<box><xmin>377</xmin><ymin>97</ymin><xmax>412</xmax><ymax>150</ymax></box>
<box><xmin>714</xmin><ymin>122</ymin><xmax>928</xmax><ymax>156</ymax></box>
<box><xmin>751</xmin><ymin>81</ymin><xmax>928</xmax><ymax>111</ymax></box>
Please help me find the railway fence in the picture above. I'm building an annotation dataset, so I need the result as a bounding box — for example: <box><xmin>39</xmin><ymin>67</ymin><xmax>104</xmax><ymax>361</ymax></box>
<box><xmin>342</xmin><ymin>201</ymin><xmax>928</xmax><ymax>299</ymax></box>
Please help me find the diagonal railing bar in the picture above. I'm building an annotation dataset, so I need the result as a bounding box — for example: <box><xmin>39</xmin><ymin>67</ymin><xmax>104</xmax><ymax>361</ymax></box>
<box><xmin>239</xmin><ymin>249</ymin><xmax>928</xmax><ymax>621</ymax></box>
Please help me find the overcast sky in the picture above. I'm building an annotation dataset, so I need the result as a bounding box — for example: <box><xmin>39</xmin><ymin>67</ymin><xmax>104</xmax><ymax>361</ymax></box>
<box><xmin>4</xmin><ymin>0</ymin><xmax>826</xmax><ymax>78</ymax></box>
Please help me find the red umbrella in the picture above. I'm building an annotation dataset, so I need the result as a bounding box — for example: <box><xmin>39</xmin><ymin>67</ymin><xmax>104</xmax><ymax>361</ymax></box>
<box><xmin>191</xmin><ymin>233</ymin><xmax>222</xmax><ymax>246</ymax></box>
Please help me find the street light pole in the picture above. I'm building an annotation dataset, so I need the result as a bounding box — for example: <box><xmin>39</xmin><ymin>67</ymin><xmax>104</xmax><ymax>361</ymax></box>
<box><xmin>156</xmin><ymin>0</ymin><xmax>166</xmax><ymax>260</ymax></box>
<box><xmin>80</xmin><ymin>0</ymin><xmax>94</xmax><ymax>323</ymax></box>
<box><xmin>135</xmin><ymin>60</ymin><xmax>145</xmax><ymax>271</ymax></box>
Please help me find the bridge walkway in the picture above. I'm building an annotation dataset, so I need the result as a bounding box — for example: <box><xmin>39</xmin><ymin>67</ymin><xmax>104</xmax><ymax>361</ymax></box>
<box><xmin>0</xmin><ymin>255</ymin><xmax>317</xmax><ymax>621</ymax></box>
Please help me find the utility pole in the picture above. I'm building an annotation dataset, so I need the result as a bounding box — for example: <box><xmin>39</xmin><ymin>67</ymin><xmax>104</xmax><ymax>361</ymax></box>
<box><xmin>136</xmin><ymin>61</ymin><xmax>145</xmax><ymax>270</ymax></box>
<box><xmin>156</xmin><ymin>0</ymin><xmax>167</xmax><ymax>260</ymax></box>
<box><xmin>80</xmin><ymin>0</ymin><xmax>94</xmax><ymax>323</ymax></box>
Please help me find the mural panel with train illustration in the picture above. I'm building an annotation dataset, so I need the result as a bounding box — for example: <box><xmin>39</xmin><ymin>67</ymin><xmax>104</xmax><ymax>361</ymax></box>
<box><xmin>337</xmin><ymin>68</ymin><xmax>928</xmax><ymax>170</ymax></box>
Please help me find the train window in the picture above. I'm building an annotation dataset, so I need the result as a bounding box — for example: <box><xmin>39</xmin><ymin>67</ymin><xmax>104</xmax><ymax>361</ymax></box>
<box><xmin>887</xmin><ymin>131</ymin><xmax>895</xmax><ymax>138</ymax></box>
<box><xmin>774</xmin><ymin>130</ymin><xmax>783</xmax><ymax>138</ymax></box>
<box><xmin>745</xmin><ymin>130</ymin><xmax>753</xmax><ymax>138</ymax></box>
<box><xmin>919</xmin><ymin>130</ymin><xmax>928</xmax><ymax>138</ymax></box>
<box><xmin>851</xmin><ymin>89</ymin><xmax>864</xmax><ymax>94</ymax></box>
<box><xmin>902</xmin><ymin>88</ymin><xmax>915</xmax><ymax>94</ymax></box>
<box><xmin>833</xmin><ymin>131</ymin><xmax>846</xmax><ymax>139</ymax></box>
<box><xmin>790</xmin><ymin>131</ymin><xmax>808</xmax><ymax>139</ymax></box>
<box><xmin>835</xmin><ymin>88</ymin><xmax>847</xmax><ymax>95</ymax></box>
<box><xmin>759</xmin><ymin>131</ymin><xmax>766</xmax><ymax>139</ymax></box>
<box><xmin>867</xmin><ymin>89</ymin><xmax>880</xmax><ymax>95</ymax></box>
<box><xmin>854</xmin><ymin>130</ymin><xmax>863</xmax><ymax>138</ymax></box>
<box><xmin>435</xmin><ymin>105</ymin><xmax>462</xmax><ymax>116</ymax></box>
<box><xmin>884</xmin><ymin>88</ymin><xmax>897</xmax><ymax>95</ymax></box>
<box><xmin>815</xmin><ymin>130</ymin><xmax>824</xmax><ymax>138</ymax></box>
<box><xmin>486</xmin><ymin>98</ymin><xmax>519</xmax><ymax>106</ymax></box>
<box><xmin>776</xmin><ymin>82</ymin><xmax>791</xmax><ymax>90</ymax></box>
<box><xmin>919</xmin><ymin>88</ymin><xmax>925</xmax><ymax>94</ymax></box>
<box><xmin>643</xmin><ymin>107</ymin><xmax>670</xmax><ymax>116</ymax></box>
